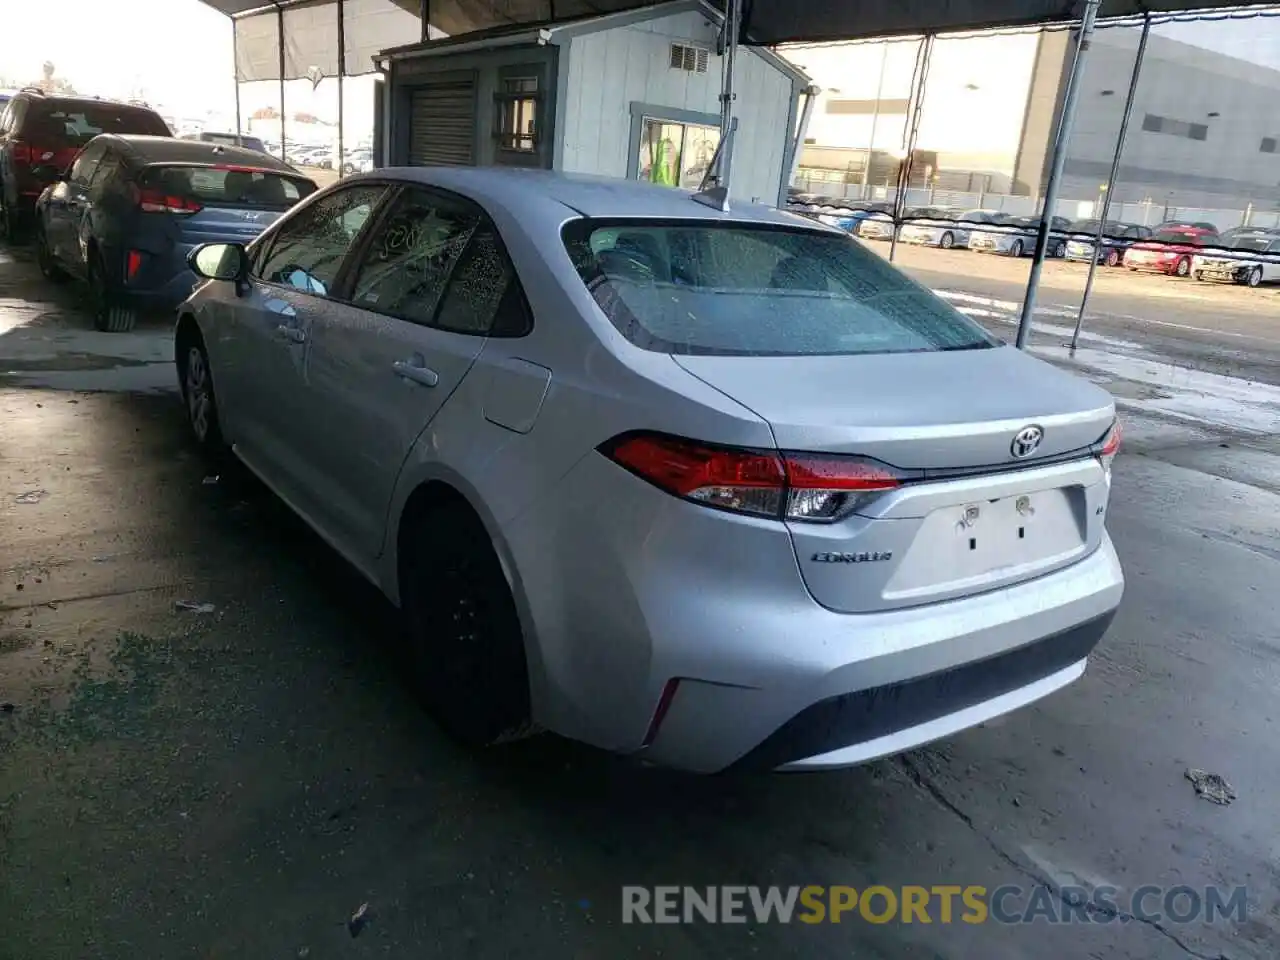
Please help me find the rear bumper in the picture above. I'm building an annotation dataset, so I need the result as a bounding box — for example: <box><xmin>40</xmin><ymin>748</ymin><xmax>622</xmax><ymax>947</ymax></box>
<box><xmin>118</xmin><ymin>247</ymin><xmax>202</xmax><ymax>311</ymax></box>
<box><xmin>506</xmin><ymin>450</ymin><xmax>1124</xmax><ymax>773</ymax></box>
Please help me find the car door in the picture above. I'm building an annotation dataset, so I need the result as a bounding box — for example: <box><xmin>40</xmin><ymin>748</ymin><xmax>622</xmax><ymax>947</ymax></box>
<box><xmin>1265</xmin><ymin>240</ymin><xmax>1280</xmax><ymax>283</ymax></box>
<box><xmin>300</xmin><ymin>185</ymin><xmax>516</xmax><ymax>560</ymax></box>
<box><xmin>215</xmin><ymin>182</ymin><xmax>391</xmax><ymax>506</ymax></box>
<box><xmin>48</xmin><ymin>140</ymin><xmax>105</xmax><ymax>273</ymax></box>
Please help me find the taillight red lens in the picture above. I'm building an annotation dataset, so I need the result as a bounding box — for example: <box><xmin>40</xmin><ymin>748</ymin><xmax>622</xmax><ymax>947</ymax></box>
<box><xmin>600</xmin><ymin>432</ymin><xmax>904</xmax><ymax>522</ymax></box>
<box><xmin>136</xmin><ymin>187</ymin><xmax>202</xmax><ymax>215</ymax></box>
<box><xmin>1097</xmin><ymin>419</ymin><xmax>1121</xmax><ymax>470</ymax></box>
<box><xmin>126</xmin><ymin>250</ymin><xmax>143</xmax><ymax>282</ymax></box>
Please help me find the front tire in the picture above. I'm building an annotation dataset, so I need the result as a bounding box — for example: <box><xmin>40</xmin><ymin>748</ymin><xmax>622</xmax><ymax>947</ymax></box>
<box><xmin>1053</xmin><ymin>240</ymin><xmax>1067</xmax><ymax>258</ymax></box>
<box><xmin>939</xmin><ymin>232</ymin><xmax>955</xmax><ymax>250</ymax></box>
<box><xmin>178</xmin><ymin>332</ymin><xmax>226</xmax><ymax>454</ymax></box>
<box><xmin>1246</xmin><ymin>266</ymin><xmax>1263</xmax><ymax>288</ymax></box>
<box><xmin>1175</xmin><ymin>257</ymin><xmax>1191</xmax><ymax>278</ymax></box>
<box><xmin>1105</xmin><ymin>248</ymin><xmax>1120</xmax><ymax>267</ymax></box>
<box><xmin>1010</xmin><ymin>240</ymin><xmax>1024</xmax><ymax>258</ymax></box>
<box><xmin>400</xmin><ymin>506</ymin><xmax>533</xmax><ymax>747</ymax></box>
<box><xmin>89</xmin><ymin>254</ymin><xmax>137</xmax><ymax>332</ymax></box>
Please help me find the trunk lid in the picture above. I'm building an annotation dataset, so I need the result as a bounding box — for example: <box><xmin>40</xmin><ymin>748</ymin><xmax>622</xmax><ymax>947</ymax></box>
<box><xmin>673</xmin><ymin>346</ymin><xmax>1115</xmax><ymax>613</ymax></box>
<box><xmin>139</xmin><ymin>163</ymin><xmax>313</xmax><ymax>245</ymax></box>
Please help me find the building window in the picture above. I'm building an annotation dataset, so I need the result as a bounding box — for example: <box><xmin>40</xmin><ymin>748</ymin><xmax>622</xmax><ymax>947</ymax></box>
<box><xmin>636</xmin><ymin>118</ymin><xmax>720</xmax><ymax>189</ymax></box>
<box><xmin>1262</xmin><ymin>137</ymin><xmax>1278</xmax><ymax>154</ymax></box>
<box><xmin>1142</xmin><ymin>113</ymin><xmax>1208</xmax><ymax>141</ymax></box>
<box><xmin>494</xmin><ymin>76</ymin><xmax>538</xmax><ymax>153</ymax></box>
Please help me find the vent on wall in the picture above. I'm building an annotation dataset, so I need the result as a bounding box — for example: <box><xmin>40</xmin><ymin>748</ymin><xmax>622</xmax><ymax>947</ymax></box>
<box><xmin>670</xmin><ymin>43</ymin><xmax>709</xmax><ymax>74</ymax></box>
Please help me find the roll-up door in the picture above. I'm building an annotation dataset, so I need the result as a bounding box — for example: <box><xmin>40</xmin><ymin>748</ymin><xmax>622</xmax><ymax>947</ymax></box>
<box><xmin>408</xmin><ymin>76</ymin><xmax>477</xmax><ymax>167</ymax></box>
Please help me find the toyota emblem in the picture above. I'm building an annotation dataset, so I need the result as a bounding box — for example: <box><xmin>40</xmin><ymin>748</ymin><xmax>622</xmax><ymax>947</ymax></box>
<box><xmin>1011</xmin><ymin>425</ymin><xmax>1044</xmax><ymax>458</ymax></box>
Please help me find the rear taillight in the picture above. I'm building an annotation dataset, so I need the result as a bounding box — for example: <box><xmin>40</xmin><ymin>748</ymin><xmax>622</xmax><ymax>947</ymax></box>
<box><xmin>126</xmin><ymin>250</ymin><xmax>143</xmax><ymax>282</ymax></box>
<box><xmin>12</xmin><ymin>142</ymin><xmax>33</xmax><ymax>165</ymax></box>
<box><xmin>600</xmin><ymin>432</ymin><xmax>904</xmax><ymax>523</ymax></box>
<box><xmin>1095</xmin><ymin>419</ymin><xmax>1121</xmax><ymax>473</ymax></box>
<box><xmin>134</xmin><ymin>186</ymin><xmax>202</xmax><ymax>215</ymax></box>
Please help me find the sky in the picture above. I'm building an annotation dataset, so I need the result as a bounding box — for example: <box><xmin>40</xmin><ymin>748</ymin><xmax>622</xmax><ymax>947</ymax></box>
<box><xmin>2</xmin><ymin>0</ymin><xmax>1278</xmax><ymax>143</ymax></box>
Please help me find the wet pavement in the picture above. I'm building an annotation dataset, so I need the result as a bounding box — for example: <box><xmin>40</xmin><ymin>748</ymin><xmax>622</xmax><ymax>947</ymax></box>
<box><xmin>2</xmin><ymin>241</ymin><xmax>1279</xmax><ymax>959</ymax></box>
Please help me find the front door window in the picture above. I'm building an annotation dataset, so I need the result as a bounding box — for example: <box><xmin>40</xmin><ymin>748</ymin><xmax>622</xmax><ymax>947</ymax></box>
<box><xmin>636</xmin><ymin>118</ymin><xmax>720</xmax><ymax>189</ymax></box>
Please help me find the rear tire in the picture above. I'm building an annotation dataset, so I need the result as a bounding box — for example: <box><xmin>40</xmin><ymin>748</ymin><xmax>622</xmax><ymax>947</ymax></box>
<box><xmin>400</xmin><ymin>506</ymin><xmax>533</xmax><ymax>747</ymax></box>
<box><xmin>939</xmin><ymin>232</ymin><xmax>955</xmax><ymax>250</ymax></box>
<box><xmin>1246</xmin><ymin>266</ymin><xmax>1263</xmax><ymax>288</ymax></box>
<box><xmin>89</xmin><ymin>253</ymin><xmax>137</xmax><ymax>332</ymax></box>
<box><xmin>0</xmin><ymin>197</ymin><xmax>21</xmax><ymax>244</ymax></box>
<box><xmin>1052</xmin><ymin>240</ymin><xmax>1067</xmax><ymax>258</ymax></box>
<box><xmin>1105</xmin><ymin>248</ymin><xmax>1120</xmax><ymax>267</ymax></box>
<box><xmin>1175</xmin><ymin>256</ymin><xmax>1191</xmax><ymax>278</ymax></box>
<box><xmin>36</xmin><ymin>223</ymin><xmax>65</xmax><ymax>282</ymax></box>
<box><xmin>1193</xmin><ymin>271</ymin><xmax>1204</xmax><ymax>282</ymax></box>
<box><xmin>1010</xmin><ymin>240</ymin><xmax>1024</xmax><ymax>258</ymax></box>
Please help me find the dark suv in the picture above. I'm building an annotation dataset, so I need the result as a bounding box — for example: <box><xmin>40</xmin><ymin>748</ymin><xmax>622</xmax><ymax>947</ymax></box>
<box><xmin>0</xmin><ymin>89</ymin><xmax>170</xmax><ymax>240</ymax></box>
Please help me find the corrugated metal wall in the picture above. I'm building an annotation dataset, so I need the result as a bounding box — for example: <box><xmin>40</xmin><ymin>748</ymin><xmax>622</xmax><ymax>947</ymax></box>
<box><xmin>557</xmin><ymin>10</ymin><xmax>795</xmax><ymax>203</ymax></box>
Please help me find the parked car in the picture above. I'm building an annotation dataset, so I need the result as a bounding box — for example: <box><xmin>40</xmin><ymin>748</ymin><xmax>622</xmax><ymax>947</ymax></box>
<box><xmin>812</xmin><ymin>202</ymin><xmax>891</xmax><ymax>236</ymax></box>
<box><xmin>1064</xmin><ymin>221</ymin><xmax>1153</xmax><ymax>267</ymax></box>
<box><xmin>897</xmin><ymin>208</ymin><xmax>1007</xmax><ymax>249</ymax></box>
<box><xmin>341</xmin><ymin>149</ymin><xmax>374</xmax><ymax>174</ymax></box>
<box><xmin>1192</xmin><ymin>230</ymin><xmax>1280</xmax><ymax>287</ymax></box>
<box><xmin>968</xmin><ymin>215</ymin><xmax>1073</xmax><ymax>258</ymax></box>
<box><xmin>1122</xmin><ymin>225</ymin><xmax>1218</xmax><ymax>276</ymax></box>
<box><xmin>0</xmin><ymin>88</ymin><xmax>170</xmax><ymax>240</ymax></box>
<box><xmin>1154</xmin><ymin>219</ymin><xmax>1218</xmax><ymax>233</ymax></box>
<box><xmin>34</xmin><ymin>134</ymin><xmax>315</xmax><ymax>331</ymax></box>
<box><xmin>191</xmin><ymin>131</ymin><xmax>270</xmax><ymax>155</ymax></box>
<box><xmin>174</xmin><ymin>168</ymin><xmax>1124</xmax><ymax>772</ymax></box>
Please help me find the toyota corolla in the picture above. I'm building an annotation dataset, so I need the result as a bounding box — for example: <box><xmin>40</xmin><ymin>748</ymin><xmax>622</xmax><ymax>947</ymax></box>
<box><xmin>175</xmin><ymin>168</ymin><xmax>1124</xmax><ymax>772</ymax></box>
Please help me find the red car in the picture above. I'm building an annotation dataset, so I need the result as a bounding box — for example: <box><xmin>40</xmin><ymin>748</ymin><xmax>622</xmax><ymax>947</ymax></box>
<box><xmin>1122</xmin><ymin>225</ymin><xmax>1219</xmax><ymax>277</ymax></box>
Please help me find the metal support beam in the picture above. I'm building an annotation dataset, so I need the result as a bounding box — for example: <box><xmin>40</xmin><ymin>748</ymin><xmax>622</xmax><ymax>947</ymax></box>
<box><xmin>787</xmin><ymin>84</ymin><xmax>820</xmax><ymax>189</ymax></box>
<box><xmin>1071</xmin><ymin>12</ymin><xmax>1150</xmax><ymax>352</ymax></box>
<box><xmin>337</xmin><ymin>0</ymin><xmax>346</xmax><ymax>177</ymax></box>
<box><xmin>232</xmin><ymin>18</ymin><xmax>242</xmax><ymax>138</ymax></box>
<box><xmin>889</xmin><ymin>33</ymin><xmax>933</xmax><ymax>264</ymax></box>
<box><xmin>277</xmin><ymin>6</ymin><xmax>287</xmax><ymax>163</ymax></box>
<box><xmin>862</xmin><ymin>44</ymin><xmax>888</xmax><ymax>201</ymax></box>
<box><xmin>1015</xmin><ymin>0</ymin><xmax>1101</xmax><ymax>349</ymax></box>
<box><xmin>694</xmin><ymin>0</ymin><xmax>742</xmax><ymax>210</ymax></box>
<box><xmin>420</xmin><ymin>0</ymin><xmax>430</xmax><ymax>42</ymax></box>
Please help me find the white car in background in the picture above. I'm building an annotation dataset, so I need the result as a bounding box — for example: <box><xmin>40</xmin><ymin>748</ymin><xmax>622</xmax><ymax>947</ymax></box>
<box><xmin>898</xmin><ymin>209</ymin><xmax>1007</xmax><ymax>250</ymax></box>
<box><xmin>968</xmin><ymin>215</ymin><xmax>1073</xmax><ymax>259</ymax></box>
<box><xmin>1191</xmin><ymin>230</ymin><xmax>1280</xmax><ymax>287</ymax></box>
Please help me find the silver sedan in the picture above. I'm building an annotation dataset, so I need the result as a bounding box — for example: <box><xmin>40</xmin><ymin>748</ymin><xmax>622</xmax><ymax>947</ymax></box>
<box><xmin>176</xmin><ymin>168</ymin><xmax>1124</xmax><ymax>772</ymax></box>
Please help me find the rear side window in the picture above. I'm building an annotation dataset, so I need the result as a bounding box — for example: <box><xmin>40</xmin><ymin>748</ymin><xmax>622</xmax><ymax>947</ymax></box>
<box><xmin>562</xmin><ymin>219</ymin><xmax>999</xmax><ymax>357</ymax></box>
<box><xmin>140</xmin><ymin>165</ymin><xmax>315</xmax><ymax>210</ymax></box>
<box><xmin>25</xmin><ymin>104</ymin><xmax>169</xmax><ymax>145</ymax></box>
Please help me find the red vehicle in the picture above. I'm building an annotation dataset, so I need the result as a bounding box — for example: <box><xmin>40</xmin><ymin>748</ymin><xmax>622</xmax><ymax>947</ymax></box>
<box><xmin>0</xmin><ymin>88</ymin><xmax>169</xmax><ymax>240</ymax></box>
<box><xmin>1122</xmin><ymin>224</ymin><xmax>1219</xmax><ymax>277</ymax></box>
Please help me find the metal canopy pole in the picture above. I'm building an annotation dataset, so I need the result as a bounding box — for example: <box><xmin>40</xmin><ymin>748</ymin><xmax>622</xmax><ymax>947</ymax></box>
<box><xmin>277</xmin><ymin>6</ymin><xmax>287</xmax><ymax>162</ymax></box>
<box><xmin>888</xmin><ymin>33</ymin><xmax>933</xmax><ymax>264</ymax></box>
<box><xmin>1070</xmin><ymin>13</ymin><xmax>1150</xmax><ymax>352</ymax></box>
<box><xmin>337</xmin><ymin>0</ymin><xmax>345</xmax><ymax>177</ymax></box>
<box><xmin>232</xmin><ymin>18</ymin><xmax>242</xmax><ymax>138</ymax></box>
<box><xmin>1015</xmin><ymin>0</ymin><xmax>1101</xmax><ymax>349</ymax></box>
<box><xmin>862</xmin><ymin>44</ymin><xmax>889</xmax><ymax>200</ymax></box>
<box><xmin>693</xmin><ymin>0</ymin><xmax>741</xmax><ymax>211</ymax></box>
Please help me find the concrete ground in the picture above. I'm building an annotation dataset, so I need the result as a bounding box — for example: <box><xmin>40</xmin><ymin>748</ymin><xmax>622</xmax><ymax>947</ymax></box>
<box><xmin>1</xmin><ymin>238</ymin><xmax>1279</xmax><ymax>960</ymax></box>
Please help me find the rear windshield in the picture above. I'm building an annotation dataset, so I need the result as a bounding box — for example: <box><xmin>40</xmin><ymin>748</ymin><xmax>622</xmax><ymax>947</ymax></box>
<box><xmin>27</xmin><ymin>105</ymin><xmax>169</xmax><ymax>145</ymax></box>
<box><xmin>561</xmin><ymin>220</ymin><xmax>999</xmax><ymax>357</ymax></box>
<box><xmin>1153</xmin><ymin>229</ymin><xmax>1206</xmax><ymax>245</ymax></box>
<box><xmin>203</xmin><ymin>132</ymin><xmax>267</xmax><ymax>152</ymax></box>
<box><xmin>141</xmin><ymin>164</ymin><xmax>315</xmax><ymax>209</ymax></box>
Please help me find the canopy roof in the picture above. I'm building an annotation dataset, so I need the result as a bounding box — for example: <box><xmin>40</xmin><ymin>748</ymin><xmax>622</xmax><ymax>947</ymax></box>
<box><xmin>202</xmin><ymin>0</ymin><xmax>1279</xmax><ymax>48</ymax></box>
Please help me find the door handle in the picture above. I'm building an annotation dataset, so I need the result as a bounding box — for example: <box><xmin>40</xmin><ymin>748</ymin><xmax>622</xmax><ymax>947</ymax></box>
<box><xmin>276</xmin><ymin>324</ymin><xmax>306</xmax><ymax>344</ymax></box>
<box><xmin>393</xmin><ymin>359</ymin><xmax>439</xmax><ymax>388</ymax></box>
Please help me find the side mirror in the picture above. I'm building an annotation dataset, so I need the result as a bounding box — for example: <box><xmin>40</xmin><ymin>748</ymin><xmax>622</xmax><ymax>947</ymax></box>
<box><xmin>188</xmin><ymin>243</ymin><xmax>250</xmax><ymax>284</ymax></box>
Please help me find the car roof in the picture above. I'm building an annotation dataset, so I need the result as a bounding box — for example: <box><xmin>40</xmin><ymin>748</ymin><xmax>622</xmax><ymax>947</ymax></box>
<box><xmin>345</xmin><ymin>167</ymin><xmax>805</xmax><ymax>227</ymax></box>
<box><xmin>18</xmin><ymin>92</ymin><xmax>160</xmax><ymax>113</ymax></box>
<box><xmin>100</xmin><ymin>135</ymin><xmax>301</xmax><ymax>173</ymax></box>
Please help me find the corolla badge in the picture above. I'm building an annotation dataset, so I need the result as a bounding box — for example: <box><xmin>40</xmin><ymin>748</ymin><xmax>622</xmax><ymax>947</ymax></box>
<box><xmin>1010</xmin><ymin>425</ymin><xmax>1044</xmax><ymax>458</ymax></box>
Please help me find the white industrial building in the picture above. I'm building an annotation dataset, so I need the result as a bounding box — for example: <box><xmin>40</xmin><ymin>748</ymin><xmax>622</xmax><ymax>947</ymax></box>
<box><xmin>376</xmin><ymin>0</ymin><xmax>810</xmax><ymax>206</ymax></box>
<box><xmin>789</xmin><ymin>22</ymin><xmax>1280</xmax><ymax>212</ymax></box>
